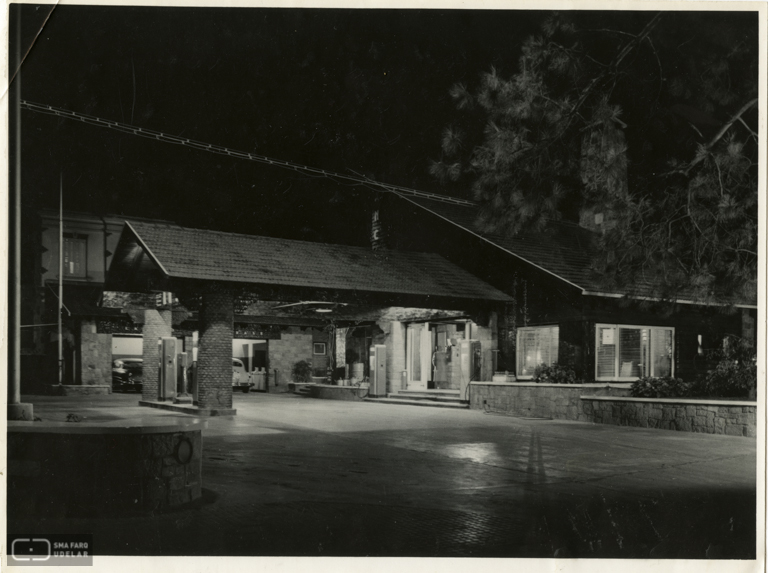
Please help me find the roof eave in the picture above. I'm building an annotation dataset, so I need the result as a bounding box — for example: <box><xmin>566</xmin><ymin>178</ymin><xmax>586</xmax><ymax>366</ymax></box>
<box><xmin>397</xmin><ymin>193</ymin><xmax>587</xmax><ymax>292</ymax></box>
<box><xmin>582</xmin><ymin>290</ymin><xmax>757</xmax><ymax>310</ymax></box>
<box><xmin>124</xmin><ymin>220</ymin><xmax>172</xmax><ymax>277</ymax></box>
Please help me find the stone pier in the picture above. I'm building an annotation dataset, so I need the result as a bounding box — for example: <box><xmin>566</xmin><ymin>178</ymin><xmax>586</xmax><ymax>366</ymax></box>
<box><xmin>195</xmin><ymin>283</ymin><xmax>235</xmax><ymax>414</ymax></box>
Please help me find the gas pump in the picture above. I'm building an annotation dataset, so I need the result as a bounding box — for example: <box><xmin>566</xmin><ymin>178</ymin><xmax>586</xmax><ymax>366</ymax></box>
<box><xmin>158</xmin><ymin>337</ymin><xmax>177</xmax><ymax>401</ymax></box>
<box><xmin>175</xmin><ymin>351</ymin><xmax>192</xmax><ymax>404</ymax></box>
<box><xmin>369</xmin><ymin>344</ymin><xmax>387</xmax><ymax>397</ymax></box>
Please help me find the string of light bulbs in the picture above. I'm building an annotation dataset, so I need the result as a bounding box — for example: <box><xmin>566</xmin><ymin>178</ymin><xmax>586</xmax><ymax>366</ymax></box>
<box><xmin>21</xmin><ymin>99</ymin><xmax>475</xmax><ymax>207</ymax></box>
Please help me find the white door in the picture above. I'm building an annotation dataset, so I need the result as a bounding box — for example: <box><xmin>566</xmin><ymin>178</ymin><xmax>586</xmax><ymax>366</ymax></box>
<box><xmin>407</xmin><ymin>323</ymin><xmax>432</xmax><ymax>390</ymax></box>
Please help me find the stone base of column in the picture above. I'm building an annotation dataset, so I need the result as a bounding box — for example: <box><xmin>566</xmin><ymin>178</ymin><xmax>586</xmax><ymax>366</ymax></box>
<box><xmin>8</xmin><ymin>402</ymin><xmax>34</xmax><ymax>421</ymax></box>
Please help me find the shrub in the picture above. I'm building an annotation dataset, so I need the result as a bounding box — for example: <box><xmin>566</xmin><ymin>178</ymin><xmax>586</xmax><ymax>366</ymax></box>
<box><xmin>700</xmin><ymin>336</ymin><xmax>756</xmax><ymax>398</ymax></box>
<box><xmin>631</xmin><ymin>376</ymin><xmax>692</xmax><ymax>398</ymax></box>
<box><xmin>533</xmin><ymin>362</ymin><xmax>580</xmax><ymax>384</ymax></box>
<box><xmin>291</xmin><ymin>360</ymin><xmax>313</xmax><ymax>383</ymax></box>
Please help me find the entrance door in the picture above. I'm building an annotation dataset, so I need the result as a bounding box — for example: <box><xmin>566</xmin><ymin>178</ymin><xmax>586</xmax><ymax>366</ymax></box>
<box><xmin>406</xmin><ymin>323</ymin><xmax>432</xmax><ymax>390</ymax></box>
<box><xmin>432</xmin><ymin>325</ymin><xmax>452</xmax><ymax>389</ymax></box>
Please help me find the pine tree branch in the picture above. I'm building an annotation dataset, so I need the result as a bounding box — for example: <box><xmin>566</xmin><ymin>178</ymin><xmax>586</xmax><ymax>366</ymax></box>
<box><xmin>579</xmin><ymin>28</ymin><xmax>636</xmax><ymax>39</ymax></box>
<box><xmin>548</xmin><ymin>41</ymin><xmax>607</xmax><ymax>69</ymax></box>
<box><xmin>678</xmin><ymin>98</ymin><xmax>759</xmax><ymax>175</ymax></box>
<box><xmin>643</xmin><ymin>36</ymin><xmax>664</xmax><ymax>101</ymax></box>
<box><xmin>737</xmin><ymin>117</ymin><xmax>758</xmax><ymax>138</ymax></box>
<box><xmin>564</xmin><ymin>13</ymin><xmax>663</xmax><ymax>131</ymax></box>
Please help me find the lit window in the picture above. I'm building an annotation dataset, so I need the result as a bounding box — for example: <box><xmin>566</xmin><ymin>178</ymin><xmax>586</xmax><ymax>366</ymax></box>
<box><xmin>596</xmin><ymin>324</ymin><xmax>674</xmax><ymax>381</ymax></box>
<box><xmin>516</xmin><ymin>326</ymin><xmax>559</xmax><ymax>379</ymax></box>
<box><xmin>63</xmin><ymin>235</ymin><xmax>87</xmax><ymax>278</ymax></box>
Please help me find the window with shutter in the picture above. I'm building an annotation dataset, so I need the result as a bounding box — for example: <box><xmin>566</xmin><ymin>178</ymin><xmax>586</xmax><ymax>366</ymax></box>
<box><xmin>595</xmin><ymin>324</ymin><xmax>674</xmax><ymax>381</ymax></box>
<box><xmin>63</xmin><ymin>234</ymin><xmax>87</xmax><ymax>278</ymax></box>
<box><xmin>596</xmin><ymin>325</ymin><xmax>616</xmax><ymax>378</ymax></box>
<box><xmin>516</xmin><ymin>326</ymin><xmax>559</xmax><ymax>379</ymax></box>
<box><xmin>651</xmin><ymin>327</ymin><xmax>673</xmax><ymax>377</ymax></box>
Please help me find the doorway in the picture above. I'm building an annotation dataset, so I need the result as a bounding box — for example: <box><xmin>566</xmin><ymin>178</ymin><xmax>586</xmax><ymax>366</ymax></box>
<box><xmin>235</xmin><ymin>339</ymin><xmax>267</xmax><ymax>373</ymax></box>
<box><xmin>406</xmin><ymin>322</ymin><xmax>465</xmax><ymax>390</ymax></box>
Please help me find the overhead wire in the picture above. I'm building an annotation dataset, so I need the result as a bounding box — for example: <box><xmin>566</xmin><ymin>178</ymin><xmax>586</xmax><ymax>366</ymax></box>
<box><xmin>21</xmin><ymin>100</ymin><xmax>475</xmax><ymax>207</ymax></box>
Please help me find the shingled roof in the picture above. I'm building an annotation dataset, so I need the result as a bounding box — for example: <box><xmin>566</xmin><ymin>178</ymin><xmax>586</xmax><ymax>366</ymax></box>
<box><xmin>113</xmin><ymin>220</ymin><xmax>511</xmax><ymax>303</ymax></box>
<box><xmin>399</xmin><ymin>195</ymin><xmax>756</xmax><ymax>308</ymax></box>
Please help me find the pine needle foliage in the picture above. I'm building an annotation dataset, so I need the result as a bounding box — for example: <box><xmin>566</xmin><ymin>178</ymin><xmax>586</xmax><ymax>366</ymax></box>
<box><xmin>432</xmin><ymin>12</ymin><xmax>758</xmax><ymax>305</ymax></box>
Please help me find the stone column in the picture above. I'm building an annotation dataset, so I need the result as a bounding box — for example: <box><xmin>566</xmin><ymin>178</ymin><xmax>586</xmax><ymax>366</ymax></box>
<box><xmin>79</xmin><ymin>319</ymin><xmax>112</xmax><ymax>386</ymax></box>
<box><xmin>196</xmin><ymin>283</ymin><xmax>234</xmax><ymax>410</ymax></box>
<box><xmin>141</xmin><ymin>309</ymin><xmax>173</xmax><ymax>401</ymax></box>
<box><xmin>384</xmin><ymin>320</ymin><xmax>406</xmax><ymax>394</ymax></box>
<box><xmin>473</xmin><ymin>311</ymin><xmax>498</xmax><ymax>382</ymax></box>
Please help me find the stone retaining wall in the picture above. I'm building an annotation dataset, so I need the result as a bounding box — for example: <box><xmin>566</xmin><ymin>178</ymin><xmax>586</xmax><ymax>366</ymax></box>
<box><xmin>8</xmin><ymin>423</ymin><xmax>204</xmax><ymax>517</ymax></box>
<box><xmin>469</xmin><ymin>382</ymin><xmax>631</xmax><ymax>420</ymax></box>
<box><xmin>469</xmin><ymin>382</ymin><xmax>756</xmax><ymax>437</ymax></box>
<box><xmin>582</xmin><ymin>397</ymin><xmax>756</xmax><ymax>437</ymax></box>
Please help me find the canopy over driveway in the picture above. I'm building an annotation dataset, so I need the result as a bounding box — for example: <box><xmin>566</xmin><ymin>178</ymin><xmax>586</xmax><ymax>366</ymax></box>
<box><xmin>107</xmin><ymin>220</ymin><xmax>511</xmax><ymax>308</ymax></box>
<box><xmin>107</xmin><ymin>221</ymin><xmax>511</xmax><ymax>413</ymax></box>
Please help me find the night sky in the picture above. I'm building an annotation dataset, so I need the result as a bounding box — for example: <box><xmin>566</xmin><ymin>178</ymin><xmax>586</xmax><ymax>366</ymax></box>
<box><xmin>9</xmin><ymin>5</ymin><xmax>757</xmax><ymax>247</ymax></box>
<box><xmin>10</xmin><ymin>4</ymin><xmax>537</xmax><ymax>245</ymax></box>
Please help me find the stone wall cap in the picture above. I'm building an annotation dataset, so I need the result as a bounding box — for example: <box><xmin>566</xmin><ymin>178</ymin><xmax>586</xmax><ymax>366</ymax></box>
<box><xmin>8</xmin><ymin>419</ymin><xmax>207</xmax><ymax>435</ymax></box>
<box><xmin>579</xmin><ymin>396</ymin><xmax>757</xmax><ymax>407</ymax></box>
<box><xmin>470</xmin><ymin>381</ymin><xmax>525</xmax><ymax>386</ymax></box>
<box><xmin>470</xmin><ymin>381</ymin><xmax>631</xmax><ymax>388</ymax></box>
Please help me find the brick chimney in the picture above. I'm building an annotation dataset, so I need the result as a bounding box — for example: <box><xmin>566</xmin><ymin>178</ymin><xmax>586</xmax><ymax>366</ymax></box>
<box><xmin>371</xmin><ymin>208</ymin><xmax>385</xmax><ymax>250</ymax></box>
<box><xmin>579</xmin><ymin>206</ymin><xmax>617</xmax><ymax>234</ymax></box>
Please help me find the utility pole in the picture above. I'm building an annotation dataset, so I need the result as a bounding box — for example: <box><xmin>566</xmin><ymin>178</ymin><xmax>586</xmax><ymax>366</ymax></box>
<box><xmin>58</xmin><ymin>173</ymin><xmax>63</xmax><ymax>385</ymax></box>
<box><xmin>8</xmin><ymin>5</ymin><xmax>33</xmax><ymax>421</ymax></box>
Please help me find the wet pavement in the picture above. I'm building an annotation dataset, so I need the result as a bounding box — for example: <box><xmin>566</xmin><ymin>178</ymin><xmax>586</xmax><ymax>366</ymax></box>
<box><xmin>9</xmin><ymin>392</ymin><xmax>758</xmax><ymax>559</ymax></box>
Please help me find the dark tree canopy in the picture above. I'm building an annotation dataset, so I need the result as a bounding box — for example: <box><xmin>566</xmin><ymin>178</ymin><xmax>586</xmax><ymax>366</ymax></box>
<box><xmin>432</xmin><ymin>11</ymin><xmax>759</xmax><ymax>305</ymax></box>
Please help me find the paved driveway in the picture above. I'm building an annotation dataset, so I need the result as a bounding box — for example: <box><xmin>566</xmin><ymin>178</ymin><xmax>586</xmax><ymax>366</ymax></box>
<box><xmin>10</xmin><ymin>392</ymin><xmax>758</xmax><ymax>558</ymax></box>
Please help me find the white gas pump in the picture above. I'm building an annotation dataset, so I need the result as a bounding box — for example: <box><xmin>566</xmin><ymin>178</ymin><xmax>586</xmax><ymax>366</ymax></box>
<box><xmin>158</xmin><ymin>337</ymin><xmax>177</xmax><ymax>401</ymax></box>
<box><xmin>369</xmin><ymin>344</ymin><xmax>387</xmax><ymax>397</ymax></box>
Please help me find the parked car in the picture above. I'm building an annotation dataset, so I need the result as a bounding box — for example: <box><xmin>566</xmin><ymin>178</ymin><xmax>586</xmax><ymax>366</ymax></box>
<box><xmin>112</xmin><ymin>358</ymin><xmax>143</xmax><ymax>393</ymax></box>
<box><xmin>233</xmin><ymin>358</ymin><xmax>254</xmax><ymax>392</ymax></box>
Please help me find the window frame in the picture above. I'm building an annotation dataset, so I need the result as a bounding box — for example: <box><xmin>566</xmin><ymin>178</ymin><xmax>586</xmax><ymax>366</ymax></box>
<box><xmin>594</xmin><ymin>323</ymin><xmax>675</xmax><ymax>381</ymax></box>
<box><xmin>515</xmin><ymin>325</ymin><xmax>559</xmax><ymax>380</ymax></box>
<box><xmin>62</xmin><ymin>233</ymin><xmax>88</xmax><ymax>279</ymax></box>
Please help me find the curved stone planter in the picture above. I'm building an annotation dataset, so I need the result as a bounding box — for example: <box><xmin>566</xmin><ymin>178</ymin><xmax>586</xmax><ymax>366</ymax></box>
<box><xmin>308</xmin><ymin>384</ymin><xmax>367</xmax><ymax>401</ymax></box>
<box><xmin>52</xmin><ymin>384</ymin><xmax>112</xmax><ymax>396</ymax></box>
<box><xmin>8</xmin><ymin>420</ymin><xmax>206</xmax><ymax>518</ymax></box>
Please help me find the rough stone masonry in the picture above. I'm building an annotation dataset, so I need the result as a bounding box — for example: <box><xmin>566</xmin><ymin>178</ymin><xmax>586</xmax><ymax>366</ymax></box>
<box><xmin>196</xmin><ymin>283</ymin><xmax>234</xmax><ymax>410</ymax></box>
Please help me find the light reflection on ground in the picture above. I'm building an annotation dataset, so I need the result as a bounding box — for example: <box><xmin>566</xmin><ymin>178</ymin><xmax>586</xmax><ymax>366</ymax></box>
<box><xmin>438</xmin><ymin>442</ymin><xmax>502</xmax><ymax>465</ymax></box>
